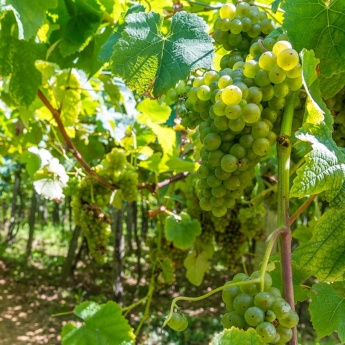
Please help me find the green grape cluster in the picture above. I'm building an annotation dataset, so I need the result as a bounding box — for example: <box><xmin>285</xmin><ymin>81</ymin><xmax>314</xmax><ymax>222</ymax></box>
<box><xmin>98</xmin><ymin>147</ymin><xmax>138</xmax><ymax>202</ymax></box>
<box><xmin>214</xmin><ymin>2</ymin><xmax>276</xmax><ymax>52</ymax></box>
<box><xmin>164</xmin><ymin>80</ymin><xmax>191</xmax><ymax>106</ymax></box>
<box><xmin>239</xmin><ymin>204</ymin><xmax>266</xmax><ymax>240</ymax></box>
<box><xmin>221</xmin><ymin>272</ymin><xmax>299</xmax><ymax>344</ymax></box>
<box><xmin>71</xmin><ymin>191</ymin><xmax>111</xmax><ymax>262</ymax></box>
<box><xmin>325</xmin><ymin>87</ymin><xmax>345</xmax><ymax>147</ymax></box>
<box><xmin>64</xmin><ymin>176</ymin><xmax>80</xmax><ymax>197</ymax></box>
<box><xmin>186</xmin><ymin>34</ymin><xmax>302</xmax><ymax>217</ymax></box>
<box><xmin>210</xmin><ymin>212</ymin><xmax>231</xmax><ymax>232</ymax></box>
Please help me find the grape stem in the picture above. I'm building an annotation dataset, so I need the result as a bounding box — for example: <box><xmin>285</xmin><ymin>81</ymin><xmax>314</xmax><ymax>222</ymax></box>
<box><xmin>277</xmin><ymin>92</ymin><xmax>298</xmax><ymax>345</ymax></box>
<box><xmin>289</xmin><ymin>194</ymin><xmax>317</xmax><ymax>225</ymax></box>
<box><xmin>162</xmin><ymin>279</ymin><xmax>261</xmax><ymax>330</ymax></box>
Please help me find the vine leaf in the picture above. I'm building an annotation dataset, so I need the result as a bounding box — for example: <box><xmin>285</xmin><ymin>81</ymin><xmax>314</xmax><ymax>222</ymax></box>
<box><xmin>282</xmin><ymin>0</ymin><xmax>345</xmax><ymax>77</ymax></box>
<box><xmin>4</xmin><ymin>0</ymin><xmax>57</xmax><ymax>40</ymax></box>
<box><xmin>210</xmin><ymin>328</ymin><xmax>263</xmax><ymax>345</ymax></box>
<box><xmin>164</xmin><ymin>212</ymin><xmax>201</xmax><ymax>250</ymax></box>
<box><xmin>290</xmin><ymin>122</ymin><xmax>345</xmax><ymax>202</ymax></box>
<box><xmin>300</xmin><ymin>49</ymin><xmax>333</xmax><ymax>130</ymax></box>
<box><xmin>294</xmin><ymin>208</ymin><xmax>345</xmax><ymax>281</ymax></box>
<box><xmin>0</xmin><ymin>12</ymin><xmax>45</xmax><ymax>105</ymax></box>
<box><xmin>308</xmin><ymin>283</ymin><xmax>345</xmax><ymax>342</ymax></box>
<box><xmin>111</xmin><ymin>11</ymin><xmax>214</xmax><ymax>97</ymax></box>
<box><xmin>158</xmin><ymin>258</ymin><xmax>175</xmax><ymax>285</ymax></box>
<box><xmin>61</xmin><ymin>301</ymin><xmax>135</xmax><ymax>345</ymax></box>
<box><xmin>137</xmin><ymin>99</ymin><xmax>171</xmax><ymax>124</ymax></box>
<box><xmin>270</xmin><ymin>261</ymin><xmax>310</xmax><ymax>302</ymax></box>
<box><xmin>184</xmin><ymin>250</ymin><xmax>210</xmax><ymax>286</ymax></box>
<box><xmin>98</xmin><ymin>4</ymin><xmax>146</xmax><ymax>63</ymax></box>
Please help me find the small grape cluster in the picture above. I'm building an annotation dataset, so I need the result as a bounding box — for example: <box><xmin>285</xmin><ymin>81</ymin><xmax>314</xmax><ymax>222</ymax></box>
<box><xmin>325</xmin><ymin>87</ymin><xmax>345</xmax><ymax>147</ymax></box>
<box><xmin>98</xmin><ymin>147</ymin><xmax>138</xmax><ymax>202</ymax></box>
<box><xmin>222</xmin><ymin>272</ymin><xmax>298</xmax><ymax>344</ymax></box>
<box><xmin>214</xmin><ymin>2</ymin><xmax>276</xmax><ymax>52</ymax></box>
<box><xmin>71</xmin><ymin>192</ymin><xmax>111</xmax><ymax>262</ymax></box>
<box><xmin>239</xmin><ymin>205</ymin><xmax>266</xmax><ymax>240</ymax></box>
<box><xmin>164</xmin><ymin>80</ymin><xmax>191</xmax><ymax>106</ymax></box>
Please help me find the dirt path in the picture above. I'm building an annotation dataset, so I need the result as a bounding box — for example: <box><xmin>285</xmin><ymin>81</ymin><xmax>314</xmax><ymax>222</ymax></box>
<box><xmin>0</xmin><ymin>260</ymin><xmax>73</xmax><ymax>345</ymax></box>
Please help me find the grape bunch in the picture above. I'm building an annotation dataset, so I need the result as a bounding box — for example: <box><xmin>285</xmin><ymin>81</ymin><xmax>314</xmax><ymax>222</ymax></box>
<box><xmin>184</xmin><ymin>25</ymin><xmax>302</xmax><ymax>217</ymax></box>
<box><xmin>325</xmin><ymin>87</ymin><xmax>345</xmax><ymax>147</ymax></box>
<box><xmin>239</xmin><ymin>204</ymin><xmax>266</xmax><ymax>240</ymax></box>
<box><xmin>214</xmin><ymin>2</ymin><xmax>276</xmax><ymax>52</ymax></box>
<box><xmin>221</xmin><ymin>271</ymin><xmax>299</xmax><ymax>344</ymax></box>
<box><xmin>71</xmin><ymin>188</ymin><xmax>111</xmax><ymax>262</ymax></box>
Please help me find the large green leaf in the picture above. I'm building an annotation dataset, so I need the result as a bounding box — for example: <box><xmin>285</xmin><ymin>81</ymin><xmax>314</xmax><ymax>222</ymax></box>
<box><xmin>282</xmin><ymin>0</ymin><xmax>345</xmax><ymax>77</ymax></box>
<box><xmin>164</xmin><ymin>212</ymin><xmax>201</xmax><ymax>250</ymax></box>
<box><xmin>137</xmin><ymin>99</ymin><xmax>171</xmax><ymax>124</ymax></box>
<box><xmin>210</xmin><ymin>328</ymin><xmax>263</xmax><ymax>345</ymax></box>
<box><xmin>184</xmin><ymin>250</ymin><xmax>210</xmax><ymax>286</ymax></box>
<box><xmin>111</xmin><ymin>11</ymin><xmax>214</xmax><ymax>97</ymax></box>
<box><xmin>0</xmin><ymin>12</ymin><xmax>45</xmax><ymax>105</ymax></box>
<box><xmin>294</xmin><ymin>208</ymin><xmax>345</xmax><ymax>281</ymax></box>
<box><xmin>309</xmin><ymin>283</ymin><xmax>345</xmax><ymax>342</ymax></box>
<box><xmin>5</xmin><ymin>0</ymin><xmax>57</xmax><ymax>40</ymax></box>
<box><xmin>61</xmin><ymin>301</ymin><xmax>135</xmax><ymax>345</ymax></box>
<box><xmin>290</xmin><ymin>122</ymin><xmax>345</xmax><ymax>201</ymax></box>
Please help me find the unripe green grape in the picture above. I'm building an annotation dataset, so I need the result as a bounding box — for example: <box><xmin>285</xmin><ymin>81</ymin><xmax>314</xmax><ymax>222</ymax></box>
<box><xmin>207</xmin><ymin>174</ymin><xmax>222</xmax><ymax>187</ymax></box>
<box><xmin>233</xmin><ymin>293</ymin><xmax>254</xmax><ymax>315</ymax></box>
<box><xmin>212</xmin><ymin>185</ymin><xmax>227</xmax><ymax>198</ymax></box>
<box><xmin>250</xmin><ymin>42</ymin><xmax>262</xmax><ymax>57</ymax></box>
<box><xmin>197</xmin><ymin>164</ymin><xmax>211</xmax><ymax>179</ymax></box>
<box><xmin>272</xmin><ymin>299</ymin><xmax>291</xmax><ymax>319</ymax></box>
<box><xmin>286</xmin><ymin>63</ymin><xmax>302</xmax><ymax>78</ymax></box>
<box><xmin>272</xmin><ymin>40</ymin><xmax>292</xmax><ymax>56</ymax></box>
<box><xmin>167</xmin><ymin>312</ymin><xmax>188</xmax><ymax>332</ymax></box>
<box><xmin>276</xmin><ymin>325</ymin><xmax>293</xmax><ymax>343</ymax></box>
<box><xmin>261</xmin><ymin>84</ymin><xmax>275</xmax><ymax>101</ymax></box>
<box><xmin>219</xmin><ymin>3</ymin><xmax>236</xmax><ymax>20</ymax></box>
<box><xmin>278</xmin><ymin>310</ymin><xmax>299</xmax><ymax>328</ymax></box>
<box><xmin>229</xmin><ymin>19</ymin><xmax>243</xmax><ymax>34</ymax></box>
<box><xmin>233</xmin><ymin>273</ymin><xmax>249</xmax><ymax>282</ymax></box>
<box><xmin>228</xmin><ymin>33</ymin><xmax>243</xmax><ymax>47</ymax></box>
<box><xmin>265</xmin><ymin>309</ymin><xmax>276</xmax><ymax>322</ymax></box>
<box><xmin>229</xmin><ymin>117</ymin><xmax>246</xmax><ymax>132</ymax></box>
<box><xmin>234</xmin><ymin>81</ymin><xmax>249</xmax><ymax>99</ymax></box>
<box><xmin>248</xmin><ymin>9</ymin><xmax>260</xmax><ymax>24</ymax></box>
<box><xmin>261</xmin><ymin>18</ymin><xmax>275</xmax><ymax>34</ymax></box>
<box><xmin>268</xmin><ymin>96</ymin><xmax>286</xmax><ymax>110</ymax></box>
<box><xmin>214</xmin><ymin>115</ymin><xmax>230</xmax><ymax>131</ymax></box>
<box><xmin>203</xmin><ymin>70</ymin><xmax>220</xmax><ymax>84</ymax></box>
<box><xmin>277</xmin><ymin>48</ymin><xmax>299</xmax><ymax>71</ymax></box>
<box><xmin>213</xmin><ymin>29</ymin><xmax>228</xmax><ymax>44</ymax></box>
<box><xmin>251</xmin><ymin>271</ymin><xmax>273</xmax><ymax>290</ymax></box>
<box><xmin>208</xmin><ymin>150</ymin><xmax>225</xmax><ymax>166</ymax></box>
<box><xmin>221</xmin><ymin>154</ymin><xmax>238</xmax><ymax>172</ymax></box>
<box><xmin>220</xmin><ymin>130</ymin><xmax>236</xmax><ymax>142</ymax></box>
<box><xmin>269</xmin><ymin>66</ymin><xmax>286</xmax><ymax>84</ymax></box>
<box><xmin>240</xmin><ymin>278</ymin><xmax>260</xmax><ymax>296</ymax></box>
<box><xmin>243</xmin><ymin>60</ymin><xmax>260</xmax><ymax>78</ymax></box>
<box><xmin>203</xmin><ymin>133</ymin><xmax>221</xmax><ymax>151</ymax></box>
<box><xmin>247</xmin><ymin>86</ymin><xmax>263</xmax><ymax>104</ymax></box>
<box><xmin>224</xmin><ymin>175</ymin><xmax>241</xmax><ymax>190</ymax></box>
<box><xmin>244</xmin><ymin>306</ymin><xmax>265</xmax><ymax>326</ymax></box>
<box><xmin>242</xmin><ymin>103</ymin><xmax>261</xmax><ymax>123</ymax></box>
<box><xmin>222</xmin><ymin>282</ymin><xmax>240</xmax><ymax>304</ymax></box>
<box><xmin>254</xmin><ymin>292</ymin><xmax>274</xmax><ymax>311</ymax></box>
<box><xmin>215</xmin><ymin>167</ymin><xmax>231</xmax><ymax>180</ymax></box>
<box><xmin>212</xmin><ymin>205</ymin><xmax>228</xmax><ymax>217</ymax></box>
<box><xmin>273</xmin><ymin>82</ymin><xmax>290</xmax><ymax>98</ymax></box>
<box><xmin>188</xmin><ymin>87</ymin><xmax>199</xmax><ymax>102</ymax></box>
<box><xmin>221</xmin><ymin>311</ymin><xmax>247</xmax><ymax>329</ymax></box>
<box><xmin>254</xmin><ymin>69</ymin><xmax>271</xmax><ymax>87</ymax></box>
<box><xmin>258</xmin><ymin>51</ymin><xmax>277</xmax><ymax>71</ymax></box>
<box><xmin>193</xmin><ymin>77</ymin><xmax>204</xmax><ymax>87</ymax></box>
<box><xmin>210</xmin><ymin>196</ymin><xmax>224</xmax><ymax>208</ymax></box>
<box><xmin>241</xmin><ymin>17</ymin><xmax>252</xmax><ymax>32</ymax></box>
<box><xmin>267</xmin><ymin>131</ymin><xmax>277</xmax><ymax>145</ymax></box>
<box><xmin>251</xmin><ymin>121</ymin><xmax>270</xmax><ymax>139</ymax></box>
<box><xmin>230</xmin><ymin>143</ymin><xmax>247</xmax><ymax>159</ymax></box>
<box><xmin>218</xmin><ymin>75</ymin><xmax>233</xmax><ymax>88</ymax></box>
<box><xmin>225</xmin><ymin>104</ymin><xmax>242</xmax><ymax>119</ymax></box>
<box><xmin>213</xmin><ymin>100</ymin><xmax>227</xmax><ymax>116</ymax></box>
<box><xmin>247</xmin><ymin>23</ymin><xmax>261</xmax><ymax>38</ymax></box>
<box><xmin>236</xmin><ymin>1</ymin><xmax>251</xmax><ymax>17</ymax></box>
<box><xmin>240</xmin><ymin>134</ymin><xmax>255</xmax><ymax>149</ymax></box>
<box><xmin>197</xmin><ymin>85</ymin><xmax>212</xmax><ymax>101</ymax></box>
<box><xmin>285</xmin><ymin>75</ymin><xmax>303</xmax><ymax>91</ymax></box>
<box><xmin>224</xmin><ymin>195</ymin><xmax>236</xmax><ymax>208</ymax></box>
<box><xmin>256</xmin><ymin>322</ymin><xmax>277</xmax><ymax>343</ymax></box>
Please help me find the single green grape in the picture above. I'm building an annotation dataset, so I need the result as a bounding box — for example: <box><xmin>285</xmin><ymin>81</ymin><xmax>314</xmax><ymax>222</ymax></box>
<box><xmin>256</xmin><ymin>321</ymin><xmax>277</xmax><ymax>343</ymax></box>
<box><xmin>244</xmin><ymin>306</ymin><xmax>265</xmax><ymax>326</ymax></box>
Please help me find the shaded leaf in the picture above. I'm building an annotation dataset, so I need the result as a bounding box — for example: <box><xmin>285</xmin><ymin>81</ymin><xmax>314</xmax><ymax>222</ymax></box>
<box><xmin>164</xmin><ymin>212</ymin><xmax>201</xmax><ymax>250</ymax></box>
<box><xmin>309</xmin><ymin>283</ymin><xmax>345</xmax><ymax>342</ymax></box>
<box><xmin>5</xmin><ymin>0</ymin><xmax>57</xmax><ymax>40</ymax></box>
<box><xmin>184</xmin><ymin>250</ymin><xmax>210</xmax><ymax>286</ymax></box>
<box><xmin>294</xmin><ymin>208</ymin><xmax>345</xmax><ymax>281</ymax></box>
<box><xmin>112</xmin><ymin>11</ymin><xmax>214</xmax><ymax>96</ymax></box>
